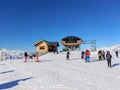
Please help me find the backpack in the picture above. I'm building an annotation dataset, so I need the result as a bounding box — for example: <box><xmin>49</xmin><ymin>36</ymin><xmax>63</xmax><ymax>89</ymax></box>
<box><xmin>107</xmin><ymin>54</ymin><xmax>111</xmax><ymax>59</ymax></box>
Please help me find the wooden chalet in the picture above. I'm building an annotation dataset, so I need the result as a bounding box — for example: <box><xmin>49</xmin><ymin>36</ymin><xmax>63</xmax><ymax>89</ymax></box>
<box><xmin>34</xmin><ymin>40</ymin><xmax>59</xmax><ymax>53</ymax></box>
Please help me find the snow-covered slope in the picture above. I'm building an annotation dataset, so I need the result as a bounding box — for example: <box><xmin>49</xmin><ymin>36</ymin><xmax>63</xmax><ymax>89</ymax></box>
<box><xmin>0</xmin><ymin>45</ymin><xmax>120</xmax><ymax>90</ymax></box>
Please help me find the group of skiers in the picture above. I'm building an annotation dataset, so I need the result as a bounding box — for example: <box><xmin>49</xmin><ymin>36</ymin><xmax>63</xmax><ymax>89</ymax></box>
<box><xmin>97</xmin><ymin>50</ymin><xmax>112</xmax><ymax>67</ymax></box>
<box><xmin>1</xmin><ymin>50</ymin><xmax>119</xmax><ymax>68</ymax></box>
<box><xmin>66</xmin><ymin>50</ymin><xmax>90</xmax><ymax>63</ymax></box>
<box><xmin>24</xmin><ymin>52</ymin><xmax>39</xmax><ymax>62</ymax></box>
<box><xmin>1</xmin><ymin>49</ymin><xmax>116</xmax><ymax>68</ymax></box>
<box><xmin>66</xmin><ymin>50</ymin><xmax>119</xmax><ymax>68</ymax></box>
<box><xmin>97</xmin><ymin>50</ymin><xmax>119</xmax><ymax>67</ymax></box>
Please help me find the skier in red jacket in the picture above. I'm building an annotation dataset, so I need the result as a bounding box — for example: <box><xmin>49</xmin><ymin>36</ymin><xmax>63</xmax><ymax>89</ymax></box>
<box><xmin>85</xmin><ymin>50</ymin><xmax>90</xmax><ymax>63</ymax></box>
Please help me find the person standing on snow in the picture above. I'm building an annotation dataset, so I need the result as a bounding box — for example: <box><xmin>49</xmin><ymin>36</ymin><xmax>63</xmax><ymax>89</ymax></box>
<box><xmin>35</xmin><ymin>52</ymin><xmax>40</xmax><ymax>62</ymax></box>
<box><xmin>24</xmin><ymin>52</ymin><xmax>28</xmax><ymax>62</ymax></box>
<box><xmin>85</xmin><ymin>50</ymin><xmax>90</xmax><ymax>63</ymax></box>
<box><xmin>115</xmin><ymin>51</ymin><xmax>118</xmax><ymax>58</ymax></box>
<box><xmin>81</xmin><ymin>51</ymin><xmax>85</xmax><ymax>59</ymax></box>
<box><xmin>98</xmin><ymin>50</ymin><xmax>102</xmax><ymax>61</ymax></box>
<box><xmin>66</xmin><ymin>50</ymin><xmax>70</xmax><ymax>60</ymax></box>
<box><xmin>106</xmin><ymin>51</ymin><xmax>112</xmax><ymax>68</ymax></box>
<box><xmin>102</xmin><ymin>50</ymin><xmax>105</xmax><ymax>60</ymax></box>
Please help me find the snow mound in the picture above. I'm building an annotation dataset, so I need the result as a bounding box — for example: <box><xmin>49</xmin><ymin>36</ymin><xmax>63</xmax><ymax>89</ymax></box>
<box><xmin>0</xmin><ymin>48</ymin><xmax>24</xmax><ymax>59</ymax></box>
<box><xmin>97</xmin><ymin>44</ymin><xmax>120</xmax><ymax>52</ymax></box>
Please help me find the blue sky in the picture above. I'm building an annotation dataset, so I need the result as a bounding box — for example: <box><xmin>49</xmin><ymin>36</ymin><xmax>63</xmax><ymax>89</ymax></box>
<box><xmin>0</xmin><ymin>0</ymin><xmax>120</xmax><ymax>52</ymax></box>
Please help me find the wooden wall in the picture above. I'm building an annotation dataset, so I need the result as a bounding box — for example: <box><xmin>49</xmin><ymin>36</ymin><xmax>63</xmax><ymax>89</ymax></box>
<box><xmin>36</xmin><ymin>41</ymin><xmax>48</xmax><ymax>53</ymax></box>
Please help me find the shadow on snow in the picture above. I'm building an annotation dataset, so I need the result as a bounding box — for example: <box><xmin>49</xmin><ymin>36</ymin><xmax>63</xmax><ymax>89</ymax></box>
<box><xmin>41</xmin><ymin>60</ymin><xmax>53</xmax><ymax>62</ymax></box>
<box><xmin>0</xmin><ymin>77</ymin><xmax>33</xmax><ymax>89</ymax></box>
<box><xmin>90</xmin><ymin>59</ymin><xmax>100</xmax><ymax>63</ymax></box>
<box><xmin>0</xmin><ymin>64</ymin><xmax>5</xmax><ymax>66</ymax></box>
<box><xmin>23</xmin><ymin>59</ymin><xmax>53</xmax><ymax>63</ymax></box>
<box><xmin>0</xmin><ymin>70</ymin><xmax>14</xmax><ymax>74</ymax></box>
<box><xmin>70</xmin><ymin>58</ymin><xmax>80</xmax><ymax>60</ymax></box>
<box><xmin>90</xmin><ymin>57</ymin><xmax>106</xmax><ymax>63</ymax></box>
<box><xmin>112</xmin><ymin>63</ymin><xmax>120</xmax><ymax>68</ymax></box>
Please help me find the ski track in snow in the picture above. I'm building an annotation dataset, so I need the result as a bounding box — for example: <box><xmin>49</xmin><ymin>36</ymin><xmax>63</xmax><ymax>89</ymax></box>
<box><xmin>0</xmin><ymin>51</ymin><xmax>120</xmax><ymax>90</ymax></box>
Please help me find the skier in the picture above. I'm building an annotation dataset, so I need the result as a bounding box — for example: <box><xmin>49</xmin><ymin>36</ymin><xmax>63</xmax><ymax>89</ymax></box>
<box><xmin>102</xmin><ymin>50</ymin><xmax>105</xmax><ymax>60</ymax></box>
<box><xmin>85</xmin><ymin>50</ymin><xmax>90</xmax><ymax>63</ymax></box>
<box><xmin>115</xmin><ymin>51</ymin><xmax>118</xmax><ymax>58</ymax></box>
<box><xmin>24</xmin><ymin>52</ymin><xmax>28</xmax><ymax>62</ymax></box>
<box><xmin>35</xmin><ymin>52</ymin><xmax>39</xmax><ymax>62</ymax></box>
<box><xmin>66</xmin><ymin>50</ymin><xmax>70</xmax><ymax>60</ymax></box>
<box><xmin>98</xmin><ymin>50</ymin><xmax>102</xmax><ymax>61</ymax></box>
<box><xmin>106</xmin><ymin>51</ymin><xmax>112</xmax><ymax>68</ymax></box>
<box><xmin>81</xmin><ymin>51</ymin><xmax>85</xmax><ymax>59</ymax></box>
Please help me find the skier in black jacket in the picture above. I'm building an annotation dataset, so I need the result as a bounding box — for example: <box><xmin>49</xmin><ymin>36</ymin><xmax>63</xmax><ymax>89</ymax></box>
<box><xmin>106</xmin><ymin>51</ymin><xmax>112</xmax><ymax>68</ymax></box>
<box><xmin>24</xmin><ymin>52</ymin><xmax>28</xmax><ymax>62</ymax></box>
<box><xmin>66</xmin><ymin>50</ymin><xmax>70</xmax><ymax>60</ymax></box>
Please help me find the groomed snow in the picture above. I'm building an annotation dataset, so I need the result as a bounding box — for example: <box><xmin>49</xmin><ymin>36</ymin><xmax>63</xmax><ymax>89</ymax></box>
<box><xmin>0</xmin><ymin>49</ymin><xmax>120</xmax><ymax>90</ymax></box>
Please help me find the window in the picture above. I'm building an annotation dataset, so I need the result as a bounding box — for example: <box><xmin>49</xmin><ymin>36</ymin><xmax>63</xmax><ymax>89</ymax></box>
<box><xmin>39</xmin><ymin>46</ymin><xmax>45</xmax><ymax>50</ymax></box>
<box><xmin>66</xmin><ymin>38</ymin><xmax>77</xmax><ymax>43</ymax></box>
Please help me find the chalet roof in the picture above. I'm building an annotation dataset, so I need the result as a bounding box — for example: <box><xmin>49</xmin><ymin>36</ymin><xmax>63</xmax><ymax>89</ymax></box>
<box><xmin>34</xmin><ymin>40</ymin><xmax>59</xmax><ymax>47</ymax></box>
<box><xmin>48</xmin><ymin>42</ymin><xmax>59</xmax><ymax>46</ymax></box>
